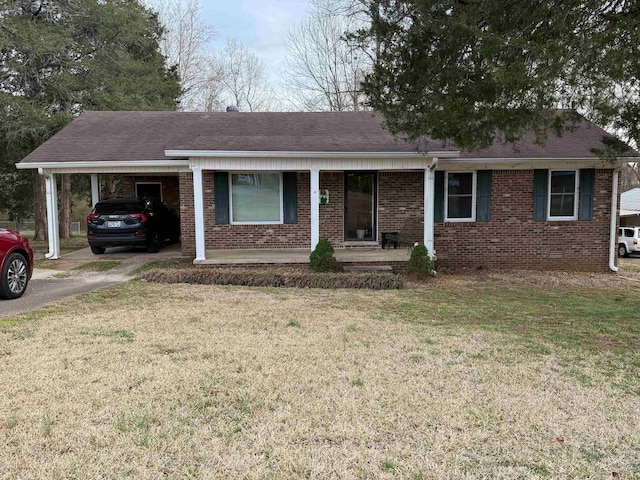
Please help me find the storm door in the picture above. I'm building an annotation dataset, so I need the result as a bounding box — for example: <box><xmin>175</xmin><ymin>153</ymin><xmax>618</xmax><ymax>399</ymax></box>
<box><xmin>344</xmin><ymin>172</ymin><xmax>376</xmax><ymax>241</ymax></box>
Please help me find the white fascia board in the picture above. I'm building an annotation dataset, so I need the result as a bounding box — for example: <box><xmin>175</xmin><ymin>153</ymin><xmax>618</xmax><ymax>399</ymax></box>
<box><xmin>17</xmin><ymin>159</ymin><xmax>190</xmax><ymax>170</ymax></box>
<box><xmin>437</xmin><ymin>157</ymin><xmax>625</xmax><ymax>170</ymax></box>
<box><xmin>165</xmin><ymin>149</ymin><xmax>460</xmax><ymax>159</ymax></box>
<box><xmin>446</xmin><ymin>157</ymin><xmax>625</xmax><ymax>164</ymax></box>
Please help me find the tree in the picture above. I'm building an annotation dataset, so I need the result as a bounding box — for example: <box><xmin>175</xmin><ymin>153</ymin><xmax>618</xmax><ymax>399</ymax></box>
<box><xmin>144</xmin><ymin>0</ymin><xmax>223</xmax><ymax>111</ymax></box>
<box><xmin>354</xmin><ymin>0</ymin><xmax>639</xmax><ymax>153</ymax></box>
<box><xmin>0</xmin><ymin>0</ymin><xmax>181</xmax><ymax>238</ymax></box>
<box><xmin>283</xmin><ymin>0</ymin><xmax>370</xmax><ymax>111</ymax></box>
<box><xmin>621</xmin><ymin>163</ymin><xmax>640</xmax><ymax>192</ymax></box>
<box><xmin>218</xmin><ymin>37</ymin><xmax>274</xmax><ymax>112</ymax></box>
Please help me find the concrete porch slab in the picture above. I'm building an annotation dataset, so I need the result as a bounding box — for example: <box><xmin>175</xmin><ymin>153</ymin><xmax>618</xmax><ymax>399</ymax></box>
<box><xmin>196</xmin><ymin>248</ymin><xmax>410</xmax><ymax>265</ymax></box>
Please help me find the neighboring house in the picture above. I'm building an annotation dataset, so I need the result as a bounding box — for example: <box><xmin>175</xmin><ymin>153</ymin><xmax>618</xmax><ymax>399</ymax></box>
<box><xmin>620</xmin><ymin>188</ymin><xmax>640</xmax><ymax>226</ymax></box>
<box><xmin>17</xmin><ymin>111</ymin><xmax>632</xmax><ymax>272</ymax></box>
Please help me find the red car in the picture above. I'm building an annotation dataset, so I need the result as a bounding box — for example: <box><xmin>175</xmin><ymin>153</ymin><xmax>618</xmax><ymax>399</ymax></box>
<box><xmin>0</xmin><ymin>229</ymin><xmax>34</xmax><ymax>300</ymax></box>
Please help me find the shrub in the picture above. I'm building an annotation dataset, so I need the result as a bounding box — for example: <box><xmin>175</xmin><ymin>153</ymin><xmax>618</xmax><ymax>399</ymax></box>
<box><xmin>309</xmin><ymin>238</ymin><xmax>339</xmax><ymax>272</ymax></box>
<box><xmin>139</xmin><ymin>269</ymin><xmax>405</xmax><ymax>290</ymax></box>
<box><xmin>406</xmin><ymin>244</ymin><xmax>435</xmax><ymax>278</ymax></box>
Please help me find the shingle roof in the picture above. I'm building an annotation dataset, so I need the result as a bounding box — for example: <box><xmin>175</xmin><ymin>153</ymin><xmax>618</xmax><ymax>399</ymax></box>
<box><xmin>19</xmin><ymin>110</ymin><xmax>620</xmax><ymax>165</ymax></box>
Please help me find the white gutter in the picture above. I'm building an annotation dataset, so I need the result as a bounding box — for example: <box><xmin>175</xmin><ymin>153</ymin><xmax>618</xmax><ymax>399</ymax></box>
<box><xmin>17</xmin><ymin>159</ymin><xmax>190</xmax><ymax>170</ymax></box>
<box><xmin>450</xmin><ymin>157</ymin><xmax>633</xmax><ymax>163</ymax></box>
<box><xmin>609</xmin><ymin>168</ymin><xmax>621</xmax><ymax>272</ymax></box>
<box><xmin>165</xmin><ymin>150</ymin><xmax>461</xmax><ymax>159</ymax></box>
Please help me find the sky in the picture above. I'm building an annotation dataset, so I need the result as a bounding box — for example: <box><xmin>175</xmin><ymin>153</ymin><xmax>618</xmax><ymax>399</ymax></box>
<box><xmin>201</xmin><ymin>0</ymin><xmax>312</xmax><ymax>86</ymax></box>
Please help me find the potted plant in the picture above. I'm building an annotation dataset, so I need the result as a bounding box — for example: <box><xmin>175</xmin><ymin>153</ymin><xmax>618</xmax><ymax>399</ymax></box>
<box><xmin>356</xmin><ymin>213</ymin><xmax>367</xmax><ymax>239</ymax></box>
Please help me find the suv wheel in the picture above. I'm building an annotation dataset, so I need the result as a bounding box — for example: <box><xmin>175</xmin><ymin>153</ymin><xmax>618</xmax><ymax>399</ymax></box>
<box><xmin>90</xmin><ymin>245</ymin><xmax>106</xmax><ymax>255</ymax></box>
<box><xmin>618</xmin><ymin>244</ymin><xmax>629</xmax><ymax>258</ymax></box>
<box><xmin>0</xmin><ymin>252</ymin><xmax>29</xmax><ymax>300</ymax></box>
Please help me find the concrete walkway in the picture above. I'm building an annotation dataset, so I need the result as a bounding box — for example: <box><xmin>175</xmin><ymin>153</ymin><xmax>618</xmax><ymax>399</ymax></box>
<box><xmin>0</xmin><ymin>244</ymin><xmax>183</xmax><ymax>319</ymax></box>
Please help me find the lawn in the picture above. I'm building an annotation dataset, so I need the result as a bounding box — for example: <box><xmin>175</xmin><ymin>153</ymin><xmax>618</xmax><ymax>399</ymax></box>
<box><xmin>1</xmin><ymin>273</ymin><xmax>639</xmax><ymax>479</ymax></box>
<box><xmin>27</xmin><ymin>235</ymin><xmax>89</xmax><ymax>256</ymax></box>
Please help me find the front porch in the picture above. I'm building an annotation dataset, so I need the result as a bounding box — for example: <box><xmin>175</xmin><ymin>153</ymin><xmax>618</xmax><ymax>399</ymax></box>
<box><xmin>196</xmin><ymin>247</ymin><xmax>411</xmax><ymax>266</ymax></box>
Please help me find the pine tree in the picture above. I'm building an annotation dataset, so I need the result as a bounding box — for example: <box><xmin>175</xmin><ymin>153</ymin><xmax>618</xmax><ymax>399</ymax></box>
<box><xmin>0</xmin><ymin>0</ymin><xmax>182</xmax><ymax>237</ymax></box>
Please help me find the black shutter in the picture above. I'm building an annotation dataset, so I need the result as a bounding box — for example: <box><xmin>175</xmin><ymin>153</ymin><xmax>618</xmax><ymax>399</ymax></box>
<box><xmin>579</xmin><ymin>169</ymin><xmax>595</xmax><ymax>221</ymax></box>
<box><xmin>283</xmin><ymin>172</ymin><xmax>298</xmax><ymax>224</ymax></box>
<box><xmin>434</xmin><ymin>171</ymin><xmax>445</xmax><ymax>223</ymax></box>
<box><xmin>533</xmin><ymin>169</ymin><xmax>548</xmax><ymax>221</ymax></box>
<box><xmin>476</xmin><ymin>170</ymin><xmax>492</xmax><ymax>222</ymax></box>
<box><xmin>214</xmin><ymin>172</ymin><xmax>229</xmax><ymax>225</ymax></box>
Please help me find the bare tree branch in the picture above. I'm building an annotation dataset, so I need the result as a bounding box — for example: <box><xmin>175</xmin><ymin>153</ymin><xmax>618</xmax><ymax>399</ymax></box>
<box><xmin>145</xmin><ymin>0</ymin><xmax>222</xmax><ymax>111</ymax></box>
<box><xmin>218</xmin><ymin>37</ymin><xmax>274</xmax><ymax>112</ymax></box>
<box><xmin>282</xmin><ymin>0</ymin><xmax>371</xmax><ymax>111</ymax></box>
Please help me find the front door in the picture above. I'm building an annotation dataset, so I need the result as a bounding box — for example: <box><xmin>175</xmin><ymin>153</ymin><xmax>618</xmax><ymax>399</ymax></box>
<box><xmin>344</xmin><ymin>172</ymin><xmax>376</xmax><ymax>241</ymax></box>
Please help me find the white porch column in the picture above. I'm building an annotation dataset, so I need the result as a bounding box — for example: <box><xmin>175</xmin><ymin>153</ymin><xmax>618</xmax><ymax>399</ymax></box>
<box><xmin>192</xmin><ymin>166</ymin><xmax>206</xmax><ymax>261</ymax></box>
<box><xmin>310</xmin><ymin>168</ymin><xmax>320</xmax><ymax>250</ymax></box>
<box><xmin>41</xmin><ymin>170</ymin><xmax>60</xmax><ymax>259</ymax></box>
<box><xmin>424</xmin><ymin>160</ymin><xmax>437</xmax><ymax>258</ymax></box>
<box><xmin>90</xmin><ymin>174</ymin><xmax>100</xmax><ymax>207</ymax></box>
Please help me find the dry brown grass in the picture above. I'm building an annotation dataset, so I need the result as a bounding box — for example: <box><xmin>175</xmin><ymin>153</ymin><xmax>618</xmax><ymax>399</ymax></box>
<box><xmin>1</xmin><ymin>278</ymin><xmax>639</xmax><ymax>479</ymax></box>
<box><xmin>140</xmin><ymin>268</ymin><xmax>405</xmax><ymax>289</ymax></box>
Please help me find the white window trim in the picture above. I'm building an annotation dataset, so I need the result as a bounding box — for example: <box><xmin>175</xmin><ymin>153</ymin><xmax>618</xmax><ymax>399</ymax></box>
<box><xmin>229</xmin><ymin>171</ymin><xmax>284</xmax><ymax>225</ymax></box>
<box><xmin>445</xmin><ymin>171</ymin><xmax>477</xmax><ymax>222</ymax></box>
<box><xmin>135</xmin><ymin>181</ymin><xmax>163</xmax><ymax>201</ymax></box>
<box><xmin>547</xmin><ymin>169</ymin><xmax>579</xmax><ymax>221</ymax></box>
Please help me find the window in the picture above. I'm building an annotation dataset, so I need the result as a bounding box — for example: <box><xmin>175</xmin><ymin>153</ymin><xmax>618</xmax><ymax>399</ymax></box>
<box><xmin>135</xmin><ymin>182</ymin><xmax>162</xmax><ymax>201</ymax></box>
<box><xmin>445</xmin><ymin>171</ymin><xmax>476</xmax><ymax>222</ymax></box>
<box><xmin>230</xmin><ymin>173</ymin><xmax>282</xmax><ymax>224</ymax></box>
<box><xmin>548</xmin><ymin>170</ymin><xmax>578</xmax><ymax>220</ymax></box>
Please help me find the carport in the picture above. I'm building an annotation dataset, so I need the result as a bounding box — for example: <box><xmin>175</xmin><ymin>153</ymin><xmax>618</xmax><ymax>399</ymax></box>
<box><xmin>17</xmin><ymin>163</ymin><xmax>188</xmax><ymax>259</ymax></box>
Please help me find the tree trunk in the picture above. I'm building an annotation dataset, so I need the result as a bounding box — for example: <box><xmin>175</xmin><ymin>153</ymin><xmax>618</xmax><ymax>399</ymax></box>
<box><xmin>34</xmin><ymin>173</ymin><xmax>47</xmax><ymax>241</ymax></box>
<box><xmin>60</xmin><ymin>173</ymin><xmax>71</xmax><ymax>239</ymax></box>
<box><xmin>101</xmin><ymin>176</ymin><xmax>115</xmax><ymax>198</ymax></box>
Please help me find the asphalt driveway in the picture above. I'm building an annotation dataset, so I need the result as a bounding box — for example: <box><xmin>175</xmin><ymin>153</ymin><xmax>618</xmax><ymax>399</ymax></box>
<box><xmin>1</xmin><ymin>244</ymin><xmax>183</xmax><ymax>319</ymax></box>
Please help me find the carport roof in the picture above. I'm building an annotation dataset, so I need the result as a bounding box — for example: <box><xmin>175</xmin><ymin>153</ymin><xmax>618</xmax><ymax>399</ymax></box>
<box><xmin>18</xmin><ymin>110</ymin><xmax>624</xmax><ymax>166</ymax></box>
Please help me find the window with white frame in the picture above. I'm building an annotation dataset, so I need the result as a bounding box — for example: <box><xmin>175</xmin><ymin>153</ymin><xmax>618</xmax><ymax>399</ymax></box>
<box><xmin>230</xmin><ymin>172</ymin><xmax>283</xmax><ymax>224</ymax></box>
<box><xmin>445</xmin><ymin>171</ymin><xmax>476</xmax><ymax>221</ymax></box>
<box><xmin>548</xmin><ymin>170</ymin><xmax>578</xmax><ymax>220</ymax></box>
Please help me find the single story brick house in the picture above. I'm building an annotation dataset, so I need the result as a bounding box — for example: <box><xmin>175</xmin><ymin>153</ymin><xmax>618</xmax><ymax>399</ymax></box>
<box><xmin>17</xmin><ymin>111</ymin><xmax>631</xmax><ymax>272</ymax></box>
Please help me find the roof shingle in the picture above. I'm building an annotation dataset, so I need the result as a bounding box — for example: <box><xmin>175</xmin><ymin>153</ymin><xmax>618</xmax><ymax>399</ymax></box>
<box><xmin>19</xmin><ymin>110</ymin><xmax>620</xmax><ymax>164</ymax></box>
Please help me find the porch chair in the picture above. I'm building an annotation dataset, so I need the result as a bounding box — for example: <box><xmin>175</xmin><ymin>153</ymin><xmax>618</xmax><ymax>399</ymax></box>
<box><xmin>381</xmin><ymin>216</ymin><xmax>423</xmax><ymax>252</ymax></box>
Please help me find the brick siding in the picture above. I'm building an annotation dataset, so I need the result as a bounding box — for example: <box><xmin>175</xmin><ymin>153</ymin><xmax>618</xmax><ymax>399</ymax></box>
<box><xmin>180</xmin><ymin>172</ymin><xmax>312</xmax><ymax>255</ymax></box>
<box><xmin>179</xmin><ymin>168</ymin><xmax>616</xmax><ymax>272</ymax></box>
<box><xmin>434</xmin><ymin>169</ymin><xmax>616</xmax><ymax>272</ymax></box>
<box><xmin>378</xmin><ymin>172</ymin><xmax>424</xmax><ymax>243</ymax></box>
<box><xmin>119</xmin><ymin>175</ymin><xmax>180</xmax><ymax>211</ymax></box>
<box><xmin>319</xmin><ymin>172</ymin><xmax>344</xmax><ymax>245</ymax></box>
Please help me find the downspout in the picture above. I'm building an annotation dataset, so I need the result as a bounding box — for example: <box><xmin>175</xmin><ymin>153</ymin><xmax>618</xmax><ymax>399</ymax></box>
<box><xmin>609</xmin><ymin>168</ymin><xmax>621</xmax><ymax>272</ymax></box>
<box><xmin>39</xmin><ymin>168</ymin><xmax>60</xmax><ymax>260</ymax></box>
<box><xmin>424</xmin><ymin>157</ymin><xmax>438</xmax><ymax>258</ymax></box>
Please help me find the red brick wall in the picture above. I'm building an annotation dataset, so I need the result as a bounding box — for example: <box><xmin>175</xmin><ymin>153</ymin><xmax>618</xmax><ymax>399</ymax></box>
<box><xmin>180</xmin><ymin>171</ymin><xmax>312</xmax><ymax>255</ymax></box>
<box><xmin>319</xmin><ymin>172</ymin><xmax>344</xmax><ymax>246</ymax></box>
<box><xmin>119</xmin><ymin>175</ymin><xmax>180</xmax><ymax>211</ymax></box>
<box><xmin>434</xmin><ymin>169</ymin><xmax>615</xmax><ymax>272</ymax></box>
<box><xmin>179</xmin><ymin>168</ymin><xmax>616</xmax><ymax>272</ymax></box>
<box><xmin>179</xmin><ymin>172</ymin><xmax>195</xmax><ymax>256</ymax></box>
<box><xmin>378</xmin><ymin>172</ymin><xmax>424</xmax><ymax>243</ymax></box>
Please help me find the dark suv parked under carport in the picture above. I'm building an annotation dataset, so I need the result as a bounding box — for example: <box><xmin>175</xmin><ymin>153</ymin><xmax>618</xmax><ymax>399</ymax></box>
<box><xmin>87</xmin><ymin>198</ymin><xmax>180</xmax><ymax>254</ymax></box>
